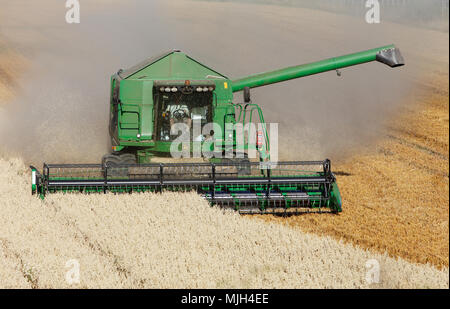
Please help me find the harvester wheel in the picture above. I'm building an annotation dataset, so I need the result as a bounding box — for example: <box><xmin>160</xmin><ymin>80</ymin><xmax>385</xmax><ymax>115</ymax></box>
<box><xmin>102</xmin><ymin>153</ymin><xmax>137</xmax><ymax>177</ymax></box>
<box><xmin>117</xmin><ymin>153</ymin><xmax>137</xmax><ymax>164</ymax></box>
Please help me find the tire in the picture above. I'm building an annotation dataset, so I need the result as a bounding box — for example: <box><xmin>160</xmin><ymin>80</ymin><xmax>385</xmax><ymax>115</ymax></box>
<box><xmin>117</xmin><ymin>153</ymin><xmax>137</xmax><ymax>164</ymax></box>
<box><xmin>102</xmin><ymin>153</ymin><xmax>137</xmax><ymax>177</ymax></box>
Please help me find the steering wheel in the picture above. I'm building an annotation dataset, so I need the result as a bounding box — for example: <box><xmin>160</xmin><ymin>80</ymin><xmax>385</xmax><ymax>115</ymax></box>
<box><xmin>172</xmin><ymin>109</ymin><xmax>189</xmax><ymax>120</ymax></box>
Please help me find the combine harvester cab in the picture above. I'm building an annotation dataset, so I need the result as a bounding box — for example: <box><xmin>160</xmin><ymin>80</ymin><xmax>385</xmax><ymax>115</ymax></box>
<box><xmin>31</xmin><ymin>45</ymin><xmax>404</xmax><ymax>214</ymax></box>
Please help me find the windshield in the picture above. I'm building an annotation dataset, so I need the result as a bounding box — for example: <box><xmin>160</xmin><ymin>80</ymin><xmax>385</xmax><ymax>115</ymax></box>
<box><xmin>155</xmin><ymin>91</ymin><xmax>213</xmax><ymax>142</ymax></box>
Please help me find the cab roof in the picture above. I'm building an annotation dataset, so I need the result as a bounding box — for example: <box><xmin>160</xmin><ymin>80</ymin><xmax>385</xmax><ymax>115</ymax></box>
<box><xmin>118</xmin><ymin>50</ymin><xmax>228</xmax><ymax>81</ymax></box>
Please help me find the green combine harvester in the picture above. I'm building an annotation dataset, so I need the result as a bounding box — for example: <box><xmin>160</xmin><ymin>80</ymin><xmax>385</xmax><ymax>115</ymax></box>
<box><xmin>31</xmin><ymin>45</ymin><xmax>404</xmax><ymax>214</ymax></box>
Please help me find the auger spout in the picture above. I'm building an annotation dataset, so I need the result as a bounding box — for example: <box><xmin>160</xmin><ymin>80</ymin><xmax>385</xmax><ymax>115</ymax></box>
<box><xmin>231</xmin><ymin>44</ymin><xmax>404</xmax><ymax>92</ymax></box>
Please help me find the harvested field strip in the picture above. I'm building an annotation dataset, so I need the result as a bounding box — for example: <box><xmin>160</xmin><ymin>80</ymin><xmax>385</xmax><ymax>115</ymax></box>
<box><xmin>0</xmin><ymin>157</ymin><xmax>448</xmax><ymax>289</ymax></box>
<box><xmin>265</xmin><ymin>82</ymin><xmax>449</xmax><ymax>269</ymax></box>
<box><xmin>386</xmin><ymin>134</ymin><xmax>448</xmax><ymax>161</ymax></box>
<box><xmin>388</xmin><ymin>127</ymin><xmax>448</xmax><ymax>155</ymax></box>
<box><xmin>376</xmin><ymin>146</ymin><xmax>448</xmax><ymax>178</ymax></box>
<box><xmin>390</xmin><ymin>93</ymin><xmax>449</xmax><ymax>156</ymax></box>
<box><xmin>266</xmin><ymin>152</ymin><xmax>449</xmax><ymax>269</ymax></box>
<box><xmin>380</xmin><ymin>141</ymin><xmax>449</xmax><ymax>177</ymax></box>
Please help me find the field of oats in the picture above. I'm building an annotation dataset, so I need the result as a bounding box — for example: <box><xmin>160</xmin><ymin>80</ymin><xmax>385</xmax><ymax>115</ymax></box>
<box><xmin>0</xmin><ymin>157</ymin><xmax>448</xmax><ymax>289</ymax></box>
<box><xmin>0</xmin><ymin>0</ymin><xmax>448</xmax><ymax>289</ymax></box>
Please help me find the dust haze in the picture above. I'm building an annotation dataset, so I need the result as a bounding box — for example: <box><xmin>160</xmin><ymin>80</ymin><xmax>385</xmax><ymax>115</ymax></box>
<box><xmin>0</xmin><ymin>0</ymin><xmax>447</xmax><ymax>164</ymax></box>
<box><xmin>0</xmin><ymin>0</ymin><xmax>174</xmax><ymax>164</ymax></box>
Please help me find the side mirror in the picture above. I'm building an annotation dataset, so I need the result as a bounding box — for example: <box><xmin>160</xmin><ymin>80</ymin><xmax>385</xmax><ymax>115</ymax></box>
<box><xmin>243</xmin><ymin>86</ymin><xmax>251</xmax><ymax>103</ymax></box>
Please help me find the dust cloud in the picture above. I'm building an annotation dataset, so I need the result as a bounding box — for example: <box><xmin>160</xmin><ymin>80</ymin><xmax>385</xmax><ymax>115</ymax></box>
<box><xmin>0</xmin><ymin>0</ymin><xmax>447</xmax><ymax>165</ymax></box>
<box><xmin>160</xmin><ymin>0</ymin><xmax>447</xmax><ymax>161</ymax></box>
<box><xmin>0</xmin><ymin>0</ymin><xmax>174</xmax><ymax>165</ymax></box>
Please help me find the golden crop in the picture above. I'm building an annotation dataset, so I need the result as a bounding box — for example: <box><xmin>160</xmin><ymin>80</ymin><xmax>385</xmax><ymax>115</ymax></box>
<box><xmin>0</xmin><ymin>157</ymin><xmax>448</xmax><ymax>289</ymax></box>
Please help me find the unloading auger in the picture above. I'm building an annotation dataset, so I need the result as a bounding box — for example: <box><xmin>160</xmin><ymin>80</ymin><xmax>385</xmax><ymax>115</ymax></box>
<box><xmin>31</xmin><ymin>45</ymin><xmax>404</xmax><ymax>214</ymax></box>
